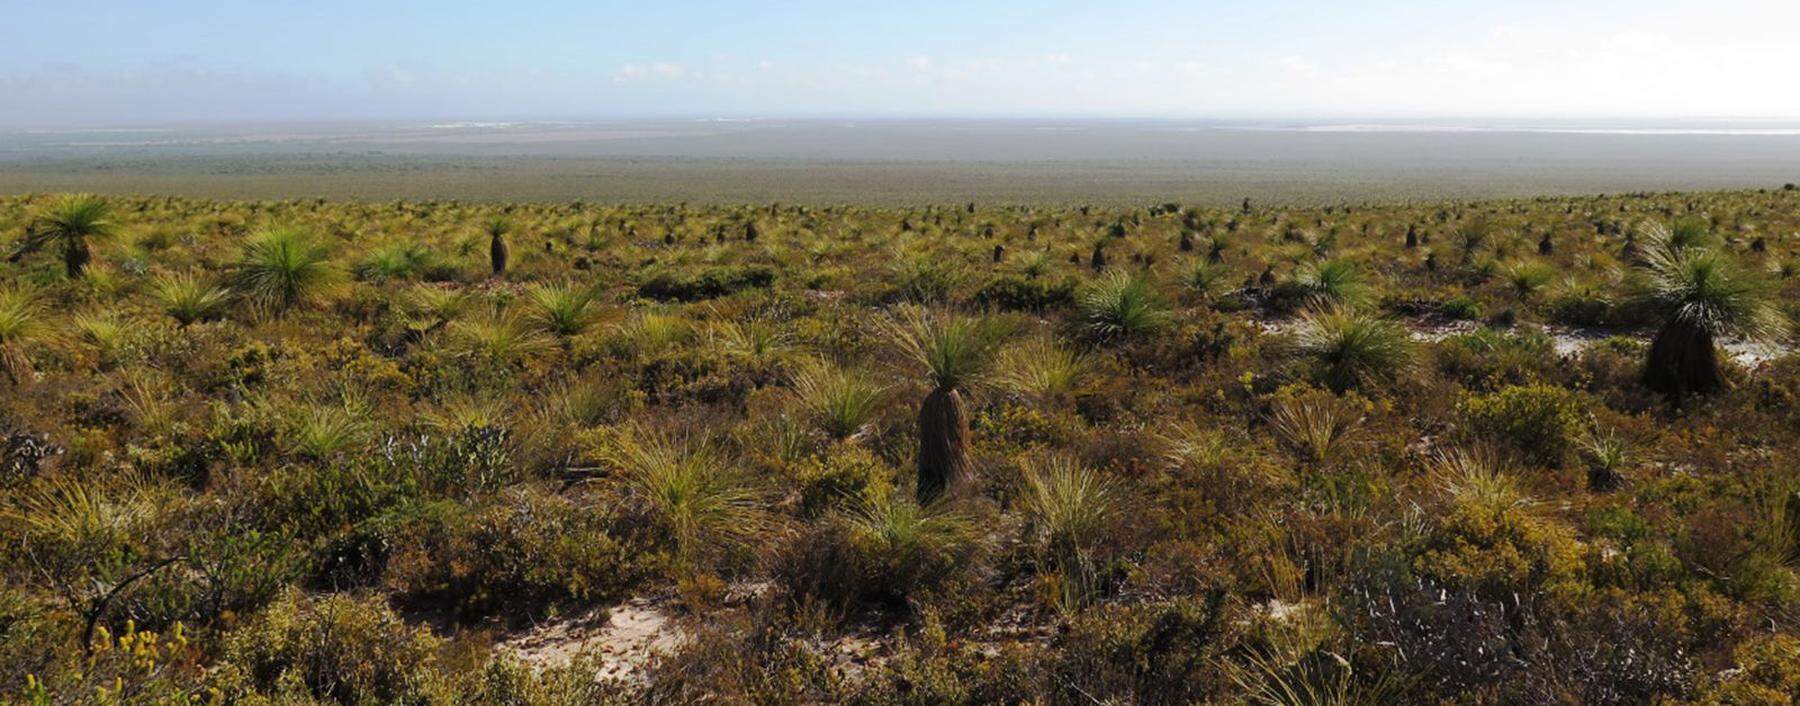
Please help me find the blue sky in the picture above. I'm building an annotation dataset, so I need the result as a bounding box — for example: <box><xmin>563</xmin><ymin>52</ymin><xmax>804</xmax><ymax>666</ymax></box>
<box><xmin>2</xmin><ymin>0</ymin><xmax>1797</xmax><ymax>126</ymax></box>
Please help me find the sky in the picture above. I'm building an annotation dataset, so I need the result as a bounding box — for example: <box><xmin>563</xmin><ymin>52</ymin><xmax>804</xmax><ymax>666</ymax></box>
<box><xmin>2</xmin><ymin>0</ymin><xmax>1798</xmax><ymax>127</ymax></box>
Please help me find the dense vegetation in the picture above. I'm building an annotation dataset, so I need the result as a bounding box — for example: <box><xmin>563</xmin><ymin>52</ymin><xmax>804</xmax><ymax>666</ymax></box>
<box><xmin>2</xmin><ymin>188</ymin><xmax>1800</xmax><ymax>704</ymax></box>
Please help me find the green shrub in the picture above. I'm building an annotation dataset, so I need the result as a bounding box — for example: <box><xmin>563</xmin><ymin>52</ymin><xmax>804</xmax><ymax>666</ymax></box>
<box><xmin>789</xmin><ymin>443</ymin><xmax>893</xmax><ymax>518</ymax></box>
<box><xmin>637</xmin><ymin>265</ymin><xmax>775</xmax><ymax>301</ymax></box>
<box><xmin>1441</xmin><ymin>293</ymin><xmax>1482</xmax><ymax>320</ymax></box>
<box><xmin>385</xmin><ymin>489</ymin><xmax>641</xmax><ymax>620</ymax></box>
<box><xmin>971</xmin><ymin>274</ymin><xmax>1076</xmax><ymax>311</ymax></box>
<box><xmin>1460</xmin><ymin>384</ymin><xmax>1585</xmax><ymax>467</ymax></box>
<box><xmin>772</xmin><ymin>491</ymin><xmax>980</xmax><ymax>613</ymax></box>
<box><xmin>216</xmin><ymin>590</ymin><xmax>443</xmax><ymax>705</ymax></box>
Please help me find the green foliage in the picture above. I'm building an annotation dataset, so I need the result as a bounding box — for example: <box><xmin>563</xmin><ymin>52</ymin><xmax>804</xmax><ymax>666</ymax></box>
<box><xmin>0</xmin><ymin>286</ymin><xmax>43</xmax><ymax>378</ymax></box>
<box><xmin>150</xmin><ymin>271</ymin><xmax>230</xmax><ymax>326</ymax></box>
<box><xmin>791</xmin><ymin>361</ymin><xmax>887</xmax><ymax>440</ymax></box>
<box><xmin>1077</xmin><ymin>269</ymin><xmax>1172</xmax><ymax>342</ymax></box>
<box><xmin>1460</xmin><ymin>384</ymin><xmax>1585</xmax><ymax>467</ymax></box>
<box><xmin>525</xmin><ymin>281</ymin><xmax>598</xmax><ymax>336</ymax></box>
<box><xmin>385</xmin><ymin>489</ymin><xmax>640</xmax><ymax>619</ymax></box>
<box><xmin>878</xmin><ymin>305</ymin><xmax>1009</xmax><ymax>391</ymax></box>
<box><xmin>637</xmin><ymin>265</ymin><xmax>775</xmax><ymax>302</ymax></box>
<box><xmin>596</xmin><ymin>427</ymin><xmax>767</xmax><ymax>562</ymax></box>
<box><xmin>972</xmin><ymin>274</ymin><xmax>1076</xmax><ymax>311</ymax></box>
<box><xmin>1295</xmin><ymin>306</ymin><xmax>1414</xmax><ymax>392</ymax></box>
<box><xmin>231</xmin><ymin>226</ymin><xmax>340</xmax><ymax>314</ymax></box>
<box><xmin>2</xmin><ymin>191</ymin><xmax>1800</xmax><ymax>703</ymax></box>
<box><xmin>1641</xmin><ymin>242</ymin><xmax>1787</xmax><ymax>341</ymax></box>
<box><xmin>995</xmin><ymin>335</ymin><xmax>1092</xmax><ymax>403</ymax></box>
<box><xmin>1284</xmin><ymin>257</ymin><xmax>1370</xmax><ymax>309</ymax></box>
<box><xmin>216</xmin><ymin>590</ymin><xmax>442</xmax><ymax>705</ymax></box>
<box><xmin>19</xmin><ymin>194</ymin><xmax>115</xmax><ymax>278</ymax></box>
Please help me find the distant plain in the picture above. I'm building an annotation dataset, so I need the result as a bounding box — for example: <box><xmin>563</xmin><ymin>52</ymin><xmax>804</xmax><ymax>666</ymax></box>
<box><xmin>3</xmin><ymin>119</ymin><xmax>1799</xmax><ymax>205</ymax></box>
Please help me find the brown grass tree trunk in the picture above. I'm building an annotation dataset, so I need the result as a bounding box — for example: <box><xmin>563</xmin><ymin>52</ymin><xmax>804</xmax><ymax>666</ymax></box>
<box><xmin>917</xmin><ymin>386</ymin><xmax>971</xmax><ymax>503</ymax></box>
<box><xmin>63</xmin><ymin>239</ymin><xmax>90</xmax><ymax>279</ymax></box>
<box><xmin>1644</xmin><ymin>317</ymin><xmax>1723</xmax><ymax>396</ymax></box>
<box><xmin>490</xmin><ymin>233</ymin><xmax>509</xmax><ymax>276</ymax></box>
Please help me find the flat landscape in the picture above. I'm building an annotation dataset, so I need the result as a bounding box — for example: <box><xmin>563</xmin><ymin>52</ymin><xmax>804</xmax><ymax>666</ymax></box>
<box><xmin>8</xmin><ymin>0</ymin><xmax>1800</xmax><ymax>702</ymax></box>
<box><xmin>6</xmin><ymin>120</ymin><xmax>1800</xmax><ymax>204</ymax></box>
<box><xmin>4</xmin><ymin>185</ymin><xmax>1800</xmax><ymax>703</ymax></box>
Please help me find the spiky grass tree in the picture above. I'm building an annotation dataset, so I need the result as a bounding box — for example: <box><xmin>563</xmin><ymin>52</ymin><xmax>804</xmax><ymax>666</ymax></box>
<box><xmin>1295</xmin><ymin>305</ymin><xmax>1415</xmax><ymax>392</ymax></box>
<box><xmin>525</xmin><ymin>282</ymin><xmax>597</xmax><ymax>337</ymax></box>
<box><xmin>597</xmin><ymin>426</ymin><xmax>767</xmax><ymax>563</ymax></box>
<box><xmin>1077</xmin><ymin>270</ymin><xmax>1171</xmax><ymax>343</ymax></box>
<box><xmin>1020</xmin><ymin>456</ymin><xmax>1119</xmax><ymax>571</ymax></box>
<box><xmin>0</xmin><ymin>287</ymin><xmax>42</xmax><ymax>382</ymax></box>
<box><xmin>15</xmin><ymin>194</ymin><xmax>115</xmax><ymax>279</ymax></box>
<box><xmin>1288</xmin><ymin>257</ymin><xmax>1369</xmax><ymax>309</ymax></box>
<box><xmin>231</xmin><ymin>226</ymin><xmax>339</xmax><ymax>315</ymax></box>
<box><xmin>995</xmin><ymin>336</ymin><xmax>1092</xmax><ymax>404</ymax></box>
<box><xmin>879</xmin><ymin>306</ymin><xmax>1007</xmax><ymax>503</ymax></box>
<box><xmin>150</xmin><ymin>271</ymin><xmax>230</xmax><ymax>326</ymax></box>
<box><xmin>791</xmin><ymin>361</ymin><xmax>888</xmax><ymax>441</ymax></box>
<box><xmin>1638</xmin><ymin>244</ymin><xmax>1787</xmax><ymax>396</ymax></box>
<box><xmin>1501</xmin><ymin>260</ymin><xmax>1555</xmax><ymax>300</ymax></box>
<box><xmin>484</xmin><ymin>216</ymin><xmax>511</xmax><ymax>276</ymax></box>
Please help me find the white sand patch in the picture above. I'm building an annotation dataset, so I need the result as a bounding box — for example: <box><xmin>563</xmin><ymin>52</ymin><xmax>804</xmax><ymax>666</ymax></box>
<box><xmin>497</xmin><ymin>597</ymin><xmax>683</xmax><ymax>682</ymax></box>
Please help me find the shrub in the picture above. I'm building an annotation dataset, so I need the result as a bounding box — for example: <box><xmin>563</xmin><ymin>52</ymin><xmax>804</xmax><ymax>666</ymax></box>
<box><xmin>1441</xmin><ymin>293</ymin><xmax>1482</xmax><ymax>320</ymax></box>
<box><xmin>888</xmin><ymin>254</ymin><xmax>964</xmax><ymax>303</ymax></box>
<box><xmin>216</xmin><ymin>590</ymin><xmax>443</xmax><ymax>704</ymax></box>
<box><xmin>1044</xmin><ymin>593</ymin><xmax>1239</xmax><ymax>705</ymax></box>
<box><xmin>995</xmin><ymin>335</ymin><xmax>1093</xmax><ymax>403</ymax></box>
<box><xmin>525</xmin><ymin>281</ymin><xmax>599</xmax><ymax>336</ymax></box>
<box><xmin>0</xmin><ymin>287</ymin><xmax>42</xmax><ymax>380</ymax></box>
<box><xmin>790</xmin><ymin>362</ymin><xmax>887</xmax><ymax>441</ymax></box>
<box><xmin>1434</xmin><ymin>327</ymin><xmax>1558</xmax><ymax>390</ymax></box>
<box><xmin>773</xmin><ymin>491</ymin><xmax>980</xmax><ymax>613</ymax></box>
<box><xmin>1460</xmin><ymin>384</ymin><xmax>1584</xmax><ymax>467</ymax></box>
<box><xmin>1268</xmin><ymin>389</ymin><xmax>1366</xmax><ymax>468</ymax></box>
<box><xmin>971</xmin><ymin>274</ymin><xmax>1076</xmax><ymax>311</ymax></box>
<box><xmin>1413</xmin><ymin>453</ymin><xmax>1586</xmax><ymax>604</ymax></box>
<box><xmin>354</xmin><ymin>241</ymin><xmax>449</xmax><ymax>282</ymax></box>
<box><xmin>637</xmin><ymin>265</ymin><xmax>775</xmax><ymax>302</ymax></box>
<box><xmin>788</xmin><ymin>442</ymin><xmax>892</xmax><ymax>518</ymax></box>
<box><xmin>1281</xmin><ymin>257</ymin><xmax>1370</xmax><ymax>309</ymax></box>
<box><xmin>385</xmin><ymin>489</ymin><xmax>640</xmax><ymax>620</ymax></box>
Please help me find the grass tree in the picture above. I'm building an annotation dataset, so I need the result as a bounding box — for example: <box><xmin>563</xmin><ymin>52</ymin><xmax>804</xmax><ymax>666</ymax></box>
<box><xmin>231</xmin><ymin>226</ymin><xmax>339</xmax><ymax>315</ymax></box>
<box><xmin>878</xmin><ymin>306</ymin><xmax>1009</xmax><ymax>503</ymax></box>
<box><xmin>12</xmin><ymin>194</ymin><xmax>115</xmax><ymax>279</ymax></box>
<box><xmin>150</xmin><ymin>271</ymin><xmax>231</xmax><ymax>326</ymax></box>
<box><xmin>1287</xmin><ymin>257</ymin><xmax>1369</xmax><ymax>309</ymax></box>
<box><xmin>1294</xmin><ymin>305</ymin><xmax>1415</xmax><ymax>392</ymax></box>
<box><xmin>791</xmin><ymin>361</ymin><xmax>888</xmax><ymax>441</ymax></box>
<box><xmin>1077</xmin><ymin>270</ymin><xmax>1171</xmax><ymax>343</ymax></box>
<box><xmin>995</xmin><ymin>336</ymin><xmax>1092</xmax><ymax>404</ymax></box>
<box><xmin>525</xmin><ymin>282</ymin><xmax>597</xmax><ymax>337</ymax></box>
<box><xmin>1638</xmin><ymin>243</ymin><xmax>1787</xmax><ymax>396</ymax></box>
<box><xmin>484</xmin><ymin>216</ymin><xmax>512</xmax><ymax>276</ymax></box>
<box><xmin>597</xmin><ymin>426</ymin><xmax>767</xmax><ymax>563</ymax></box>
<box><xmin>0</xmin><ymin>287</ymin><xmax>42</xmax><ymax>382</ymax></box>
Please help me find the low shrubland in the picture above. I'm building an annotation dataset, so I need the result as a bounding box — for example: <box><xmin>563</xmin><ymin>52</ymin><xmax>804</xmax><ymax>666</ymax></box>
<box><xmin>2</xmin><ymin>189</ymin><xmax>1798</xmax><ymax>703</ymax></box>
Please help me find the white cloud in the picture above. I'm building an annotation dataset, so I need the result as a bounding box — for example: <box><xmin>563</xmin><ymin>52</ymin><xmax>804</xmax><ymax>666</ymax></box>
<box><xmin>612</xmin><ymin>61</ymin><xmax>687</xmax><ymax>84</ymax></box>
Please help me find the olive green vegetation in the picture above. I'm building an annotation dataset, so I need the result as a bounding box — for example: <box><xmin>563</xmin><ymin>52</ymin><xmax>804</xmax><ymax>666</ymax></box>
<box><xmin>1</xmin><ymin>188</ymin><xmax>1799</xmax><ymax>704</ymax></box>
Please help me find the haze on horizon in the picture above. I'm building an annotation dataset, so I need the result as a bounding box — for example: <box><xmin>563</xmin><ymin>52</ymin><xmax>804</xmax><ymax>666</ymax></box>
<box><xmin>3</xmin><ymin>0</ymin><xmax>1799</xmax><ymax>129</ymax></box>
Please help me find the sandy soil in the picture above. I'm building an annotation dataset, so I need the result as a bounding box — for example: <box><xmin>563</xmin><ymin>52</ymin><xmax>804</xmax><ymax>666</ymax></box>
<box><xmin>496</xmin><ymin>597</ymin><xmax>683</xmax><ymax>681</ymax></box>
